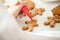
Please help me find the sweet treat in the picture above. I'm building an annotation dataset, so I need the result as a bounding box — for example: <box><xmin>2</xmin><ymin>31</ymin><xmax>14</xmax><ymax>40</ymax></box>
<box><xmin>44</xmin><ymin>21</ymin><xmax>50</xmax><ymax>25</ymax></box>
<box><xmin>47</xmin><ymin>16</ymin><xmax>54</xmax><ymax>20</ymax></box>
<box><xmin>22</xmin><ymin>19</ymin><xmax>38</xmax><ymax>32</ymax></box>
<box><xmin>28</xmin><ymin>24</ymin><xmax>33</xmax><ymax>32</ymax></box>
<box><xmin>30</xmin><ymin>11</ymin><xmax>37</xmax><ymax>17</ymax></box>
<box><xmin>54</xmin><ymin>15</ymin><xmax>60</xmax><ymax>19</ymax></box>
<box><xmin>26</xmin><ymin>1</ymin><xmax>35</xmax><ymax>10</ymax></box>
<box><xmin>59</xmin><ymin>19</ymin><xmax>60</xmax><ymax>23</ymax></box>
<box><xmin>25</xmin><ymin>20</ymin><xmax>38</xmax><ymax>27</ymax></box>
<box><xmin>30</xmin><ymin>8</ymin><xmax>45</xmax><ymax>17</ymax></box>
<box><xmin>33</xmin><ymin>23</ymin><xmax>38</xmax><ymax>27</ymax></box>
<box><xmin>37</xmin><ymin>11</ymin><xmax>43</xmax><ymax>16</ymax></box>
<box><xmin>22</xmin><ymin>25</ymin><xmax>28</xmax><ymax>30</ymax></box>
<box><xmin>44</xmin><ymin>15</ymin><xmax>60</xmax><ymax>28</ymax></box>
<box><xmin>55</xmin><ymin>18</ymin><xmax>59</xmax><ymax>23</ymax></box>
<box><xmin>28</xmin><ymin>28</ymin><xmax>33</xmax><ymax>32</ymax></box>
<box><xmin>50</xmin><ymin>22</ymin><xmax>55</xmax><ymax>28</ymax></box>
<box><xmin>52</xmin><ymin>5</ymin><xmax>60</xmax><ymax>16</ymax></box>
<box><xmin>38</xmin><ymin>8</ymin><xmax>45</xmax><ymax>12</ymax></box>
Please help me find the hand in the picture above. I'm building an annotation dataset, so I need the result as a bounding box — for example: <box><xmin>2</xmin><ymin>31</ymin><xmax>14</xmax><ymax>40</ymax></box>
<box><xmin>18</xmin><ymin>11</ymin><xmax>26</xmax><ymax>18</ymax></box>
<box><xmin>12</xmin><ymin>1</ymin><xmax>27</xmax><ymax>18</ymax></box>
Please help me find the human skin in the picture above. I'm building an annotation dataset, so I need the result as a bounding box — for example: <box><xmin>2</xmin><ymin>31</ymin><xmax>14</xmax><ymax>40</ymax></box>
<box><xmin>13</xmin><ymin>1</ymin><xmax>27</xmax><ymax>18</ymax></box>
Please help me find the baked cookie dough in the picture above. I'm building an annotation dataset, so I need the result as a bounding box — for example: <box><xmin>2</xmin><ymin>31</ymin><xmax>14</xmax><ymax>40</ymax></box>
<box><xmin>44</xmin><ymin>15</ymin><xmax>60</xmax><ymax>28</ymax></box>
<box><xmin>30</xmin><ymin>8</ymin><xmax>45</xmax><ymax>17</ymax></box>
<box><xmin>52</xmin><ymin>5</ymin><xmax>60</xmax><ymax>16</ymax></box>
<box><xmin>22</xmin><ymin>19</ymin><xmax>38</xmax><ymax>32</ymax></box>
<box><xmin>26</xmin><ymin>1</ymin><xmax>35</xmax><ymax>10</ymax></box>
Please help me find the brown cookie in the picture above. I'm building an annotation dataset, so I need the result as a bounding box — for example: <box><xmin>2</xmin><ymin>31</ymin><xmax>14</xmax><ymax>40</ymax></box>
<box><xmin>26</xmin><ymin>1</ymin><xmax>35</xmax><ymax>10</ymax></box>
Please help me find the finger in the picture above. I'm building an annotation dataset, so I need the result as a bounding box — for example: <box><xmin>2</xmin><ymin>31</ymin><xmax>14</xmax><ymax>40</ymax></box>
<box><xmin>13</xmin><ymin>1</ymin><xmax>27</xmax><ymax>18</ymax></box>
<box><xmin>18</xmin><ymin>14</ymin><xmax>23</xmax><ymax>18</ymax></box>
<box><xmin>23</xmin><ymin>13</ymin><xmax>26</xmax><ymax>16</ymax></box>
<box><xmin>13</xmin><ymin>4</ymin><xmax>25</xmax><ymax>18</ymax></box>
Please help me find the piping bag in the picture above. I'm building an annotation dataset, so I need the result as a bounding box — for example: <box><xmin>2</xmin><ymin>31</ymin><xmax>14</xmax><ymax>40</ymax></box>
<box><xmin>21</xmin><ymin>6</ymin><xmax>34</xmax><ymax>21</ymax></box>
<box><xmin>16</xmin><ymin>1</ymin><xmax>34</xmax><ymax>21</ymax></box>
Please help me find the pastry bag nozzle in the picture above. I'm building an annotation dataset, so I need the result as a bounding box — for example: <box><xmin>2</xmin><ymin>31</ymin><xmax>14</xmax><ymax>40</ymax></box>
<box><xmin>21</xmin><ymin>5</ymin><xmax>34</xmax><ymax>21</ymax></box>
